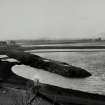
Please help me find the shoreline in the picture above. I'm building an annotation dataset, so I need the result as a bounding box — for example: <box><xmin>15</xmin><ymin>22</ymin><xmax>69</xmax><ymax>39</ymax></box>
<box><xmin>0</xmin><ymin>45</ymin><xmax>105</xmax><ymax>104</ymax></box>
<box><xmin>19</xmin><ymin>45</ymin><xmax>105</xmax><ymax>51</ymax></box>
<box><xmin>39</xmin><ymin>84</ymin><xmax>105</xmax><ymax>105</ymax></box>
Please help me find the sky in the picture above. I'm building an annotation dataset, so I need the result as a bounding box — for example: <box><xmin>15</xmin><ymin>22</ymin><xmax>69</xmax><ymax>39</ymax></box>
<box><xmin>0</xmin><ymin>0</ymin><xmax>105</xmax><ymax>40</ymax></box>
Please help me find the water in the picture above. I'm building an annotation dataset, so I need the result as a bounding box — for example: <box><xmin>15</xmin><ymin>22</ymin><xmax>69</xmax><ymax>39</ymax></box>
<box><xmin>26</xmin><ymin>49</ymin><xmax>105</xmax><ymax>53</ymax></box>
<box><xmin>21</xmin><ymin>42</ymin><xmax>105</xmax><ymax>47</ymax></box>
<box><xmin>13</xmin><ymin>49</ymin><xmax>105</xmax><ymax>95</ymax></box>
<box><xmin>32</xmin><ymin>50</ymin><xmax>105</xmax><ymax>95</ymax></box>
<box><xmin>2</xmin><ymin>58</ymin><xmax>19</xmax><ymax>63</ymax></box>
<box><xmin>0</xmin><ymin>55</ymin><xmax>8</xmax><ymax>59</ymax></box>
<box><xmin>12</xmin><ymin>64</ymin><xmax>105</xmax><ymax>95</ymax></box>
<box><xmin>31</xmin><ymin>50</ymin><xmax>105</xmax><ymax>77</ymax></box>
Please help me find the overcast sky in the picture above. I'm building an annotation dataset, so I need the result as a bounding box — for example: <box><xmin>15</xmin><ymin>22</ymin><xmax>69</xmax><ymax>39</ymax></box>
<box><xmin>0</xmin><ymin>0</ymin><xmax>105</xmax><ymax>40</ymax></box>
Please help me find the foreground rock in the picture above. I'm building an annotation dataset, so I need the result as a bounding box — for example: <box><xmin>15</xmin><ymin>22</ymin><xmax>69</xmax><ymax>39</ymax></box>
<box><xmin>6</xmin><ymin>50</ymin><xmax>91</xmax><ymax>78</ymax></box>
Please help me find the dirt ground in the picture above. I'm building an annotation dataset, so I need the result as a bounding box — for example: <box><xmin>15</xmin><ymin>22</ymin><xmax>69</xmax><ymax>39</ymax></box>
<box><xmin>0</xmin><ymin>87</ymin><xmax>53</xmax><ymax>105</ymax></box>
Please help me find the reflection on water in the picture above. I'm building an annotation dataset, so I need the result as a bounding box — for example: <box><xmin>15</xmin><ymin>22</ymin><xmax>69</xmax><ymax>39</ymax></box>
<box><xmin>12</xmin><ymin>49</ymin><xmax>105</xmax><ymax>95</ymax></box>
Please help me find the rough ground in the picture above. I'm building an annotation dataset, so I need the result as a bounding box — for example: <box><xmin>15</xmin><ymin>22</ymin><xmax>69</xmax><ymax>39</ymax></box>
<box><xmin>0</xmin><ymin>87</ymin><xmax>53</xmax><ymax>105</ymax></box>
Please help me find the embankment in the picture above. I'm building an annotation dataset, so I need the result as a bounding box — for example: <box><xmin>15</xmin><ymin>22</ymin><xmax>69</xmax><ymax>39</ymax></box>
<box><xmin>39</xmin><ymin>84</ymin><xmax>105</xmax><ymax>105</ymax></box>
<box><xmin>5</xmin><ymin>50</ymin><xmax>91</xmax><ymax>78</ymax></box>
<box><xmin>17</xmin><ymin>45</ymin><xmax>105</xmax><ymax>51</ymax></box>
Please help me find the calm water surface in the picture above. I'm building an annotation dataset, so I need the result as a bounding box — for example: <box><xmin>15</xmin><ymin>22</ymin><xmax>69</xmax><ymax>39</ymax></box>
<box><xmin>31</xmin><ymin>50</ymin><xmax>105</xmax><ymax>95</ymax></box>
<box><xmin>13</xmin><ymin>49</ymin><xmax>105</xmax><ymax>95</ymax></box>
<box><xmin>20</xmin><ymin>42</ymin><xmax>105</xmax><ymax>47</ymax></box>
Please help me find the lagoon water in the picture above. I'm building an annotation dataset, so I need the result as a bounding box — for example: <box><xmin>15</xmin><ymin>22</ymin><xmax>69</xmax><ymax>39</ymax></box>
<box><xmin>21</xmin><ymin>42</ymin><xmax>105</xmax><ymax>47</ymax></box>
<box><xmin>31</xmin><ymin>50</ymin><xmax>105</xmax><ymax>95</ymax></box>
<box><xmin>12</xmin><ymin>48</ymin><xmax>105</xmax><ymax>95</ymax></box>
<box><xmin>12</xmin><ymin>64</ymin><xmax>105</xmax><ymax>95</ymax></box>
<box><xmin>31</xmin><ymin>50</ymin><xmax>105</xmax><ymax>77</ymax></box>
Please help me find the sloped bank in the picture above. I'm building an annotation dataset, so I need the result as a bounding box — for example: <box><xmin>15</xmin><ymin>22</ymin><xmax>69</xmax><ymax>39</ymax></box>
<box><xmin>0</xmin><ymin>59</ymin><xmax>104</xmax><ymax>105</ymax></box>
<box><xmin>6</xmin><ymin>50</ymin><xmax>91</xmax><ymax>78</ymax></box>
<box><xmin>39</xmin><ymin>84</ymin><xmax>105</xmax><ymax>105</ymax></box>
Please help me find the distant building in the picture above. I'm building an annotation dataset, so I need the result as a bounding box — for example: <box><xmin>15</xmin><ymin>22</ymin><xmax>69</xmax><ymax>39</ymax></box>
<box><xmin>95</xmin><ymin>37</ymin><xmax>102</xmax><ymax>41</ymax></box>
<box><xmin>0</xmin><ymin>41</ymin><xmax>7</xmax><ymax>46</ymax></box>
<box><xmin>0</xmin><ymin>40</ymin><xmax>17</xmax><ymax>47</ymax></box>
<box><xmin>6</xmin><ymin>41</ymin><xmax>16</xmax><ymax>46</ymax></box>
